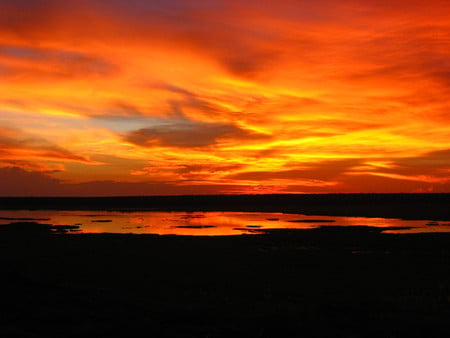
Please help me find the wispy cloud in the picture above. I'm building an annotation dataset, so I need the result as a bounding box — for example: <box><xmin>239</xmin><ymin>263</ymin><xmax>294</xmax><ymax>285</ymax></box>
<box><xmin>1</xmin><ymin>0</ymin><xmax>450</xmax><ymax>194</ymax></box>
<box><xmin>124</xmin><ymin>118</ymin><xmax>270</xmax><ymax>148</ymax></box>
<box><xmin>0</xmin><ymin>44</ymin><xmax>118</xmax><ymax>81</ymax></box>
<box><xmin>0</xmin><ymin>126</ymin><xmax>92</xmax><ymax>165</ymax></box>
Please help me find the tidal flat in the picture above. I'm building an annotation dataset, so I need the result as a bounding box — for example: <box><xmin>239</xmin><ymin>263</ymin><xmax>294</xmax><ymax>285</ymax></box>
<box><xmin>1</xmin><ymin>194</ymin><xmax>450</xmax><ymax>337</ymax></box>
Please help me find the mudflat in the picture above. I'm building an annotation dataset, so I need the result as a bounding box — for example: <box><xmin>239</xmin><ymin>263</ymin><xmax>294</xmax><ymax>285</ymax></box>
<box><xmin>1</xmin><ymin>221</ymin><xmax>449</xmax><ymax>337</ymax></box>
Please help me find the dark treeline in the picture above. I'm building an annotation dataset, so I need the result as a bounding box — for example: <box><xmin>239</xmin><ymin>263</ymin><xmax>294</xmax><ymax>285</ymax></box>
<box><xmin>1</xmin><ymin>193</ymin><xmax>450</xmax><ymax>220</ymax></box>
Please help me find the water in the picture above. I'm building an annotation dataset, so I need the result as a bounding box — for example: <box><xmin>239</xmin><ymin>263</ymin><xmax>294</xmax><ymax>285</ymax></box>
<box><xmin>1</xmin><ymin>210</ymin><xmax>450</xmax><ymax>235</ymax></box>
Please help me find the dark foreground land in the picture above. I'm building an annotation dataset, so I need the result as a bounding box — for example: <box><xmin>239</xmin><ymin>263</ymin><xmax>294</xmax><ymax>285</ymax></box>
<box><xmin>2</xmin><ymin>193</ymin><xmax>450</xmax><ymax>220</ymax></box>
<box><xmin>1</xmin><ymin>222</ymin><xmax>450</xmax><ymax>337</ymax></box>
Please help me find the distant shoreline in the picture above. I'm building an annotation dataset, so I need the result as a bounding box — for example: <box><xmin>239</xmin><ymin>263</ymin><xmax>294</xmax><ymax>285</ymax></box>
<box><xmin>1</xmin><ymin>193</ymin><xmax>450</xmax><ymax>221</ymax></box>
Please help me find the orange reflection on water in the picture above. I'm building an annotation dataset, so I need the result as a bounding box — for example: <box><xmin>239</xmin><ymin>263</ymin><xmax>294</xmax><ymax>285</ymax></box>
<box><xmin>0</xmin><ymin>210</ymin><xmax>445</xmax><ymax>235</ymax></box>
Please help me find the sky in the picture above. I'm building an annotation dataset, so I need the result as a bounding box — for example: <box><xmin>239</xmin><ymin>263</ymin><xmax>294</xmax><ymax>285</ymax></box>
<box><xmin>1</xmin><ymin>0</ymin><xmax>450</xmax><ymax>196</ymax></box>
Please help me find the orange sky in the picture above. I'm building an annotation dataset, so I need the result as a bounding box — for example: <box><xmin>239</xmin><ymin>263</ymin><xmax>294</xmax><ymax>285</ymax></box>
<box><xmin>1</xmin><ymin>0</ymin><xmax>450</xmax><ymax>196</ymax></box>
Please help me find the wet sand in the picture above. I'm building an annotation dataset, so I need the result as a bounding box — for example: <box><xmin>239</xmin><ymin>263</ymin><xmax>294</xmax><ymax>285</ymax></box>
<box><xmin>1</xmin><ymin>220</ymin><xmax>449</xmax><ymax>337</ymax></box>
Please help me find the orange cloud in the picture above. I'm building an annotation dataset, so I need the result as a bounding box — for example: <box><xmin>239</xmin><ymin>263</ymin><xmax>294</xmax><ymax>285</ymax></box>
<box><xmin>0</xmin><ymin>126</ymin><xmax>92</xmax><ymax>167</ymax></box>
<box><xmin>1</xmin><ymin>0</ymin><xmax>450</xmax><ymax>195</ymax></box>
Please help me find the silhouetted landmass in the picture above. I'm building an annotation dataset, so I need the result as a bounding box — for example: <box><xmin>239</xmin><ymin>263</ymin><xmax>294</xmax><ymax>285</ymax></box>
<box><xmin>426</xmin><ymin>221</ymin><xmax>440</xmax><ymax>226</ymax></box>
<box><xmin>1</xmin><ymin>194</ymin><xmax>450</xmax><ymax>336</ymax></box>
<box><xmin>1</xmin><ymin>221</ymin><xmax>449</xmax><ymax>337</ymax></box>
<box><xmin>0</xmin><ymin>221</ymin><xmax>81</xmax><ymax>234</ymax></box>
<box><xmin>287</xmin><ymin>219</ymin><xmax>336</xmax><ymax>223</ymax></box>
<box><xmin>180</xmin><ymin>215</ymin><xmax>206</xmax><ymax>219</ymax></box>
<box><xmin>0</xmin><ymin>217</ymin><xmax>51</xmax><ymax>221</ymax></box>
<box><xmin>1</xmin><ymin>193</ymin><xmax>450</xmax><ymax>220</ymax></box>
<box><xmin>172</xmin><ymin>225</ymin><xmax>216</xmax><ymax>229</ymax></box>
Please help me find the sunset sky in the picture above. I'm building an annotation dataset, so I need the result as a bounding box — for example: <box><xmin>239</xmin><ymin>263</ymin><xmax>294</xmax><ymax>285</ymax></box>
<box><xmin>1</xmin><ymin>0</ymin><xmax>450</xmax><ymax>196</ymax></box>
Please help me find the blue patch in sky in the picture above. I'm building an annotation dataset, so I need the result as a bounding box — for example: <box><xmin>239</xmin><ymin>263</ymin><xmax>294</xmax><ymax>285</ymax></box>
<box><xmin>90</xmin><ymin>115</ymin><xmax>172</xmax><ymax>133</ymax></box>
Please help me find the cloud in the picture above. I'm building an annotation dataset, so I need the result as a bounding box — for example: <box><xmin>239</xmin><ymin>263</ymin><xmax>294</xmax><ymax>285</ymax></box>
<box><xmin>1</xmin><ymin>0</ymin><xmax>450</xmax><ymax>194</ymax></box>
<box><xmin>124</xmin><ymin>119</ymin><xmax>269</xmax><ymax>148</ymax></box>
<box><xmin>101</xmin><ymin>1</ymin><xmax>283</xmax><ymax>78</ymax></box>
<box><xmin>130</xmin><ymin>162</ymin><xmax>245</xmax><ymax>182</ymax></box>
<box><xmin>0</xmin><ymin>44</ymin><xmax>118</xmax><ymax>82</ymax></box>
<box><xmin>353</xmin><ymin>149</ymin><xmax>450</xmax><ymax>181</ymax></box>
<box><xmin>336</xmin><ymin>173</ymin><xmax>450</xmax><ymax>193</ymax></box>
<box><xmin>0</xmin><ymin>126</ymin><xmax>91</xmax><ymax>164</ymax></box>
<box><xmin>91</xmin><ymin>101</ymin><xmax>146</xmax><ymax>120</ymax></box>
<box><xmin>148</xmin><ymin>82</ymin><xmax>228</xmax><ymax>120</ymax></box>
<box><xmin>0</xmin><ymin>166</ymin><xmax>63</xmax><ymax>196</ymax></box>
<box><xmin>0</xmin><ymin>0</ymin><xmax>283</xmax><ymax>78</ymax></box>
<box><xmin>227</xmin><ymin>159</ymin><xmax>362</xmax><ymax>182</ymax></box>
<box><xmin>225</xmin><ymin>152</ymin><xmax>450</xmax><ymax>192</ymax></box>
<box><xmin>0</xmin><ymin>166</ymin><xmax>247</xmax><ymax>196</ymax></box>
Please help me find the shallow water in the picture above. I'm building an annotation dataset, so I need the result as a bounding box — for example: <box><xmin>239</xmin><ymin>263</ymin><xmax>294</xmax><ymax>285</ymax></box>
<box><xmin>1</xmin><ymin>210</ymin><xmax>450</xmax><ymax>235</ymax></box>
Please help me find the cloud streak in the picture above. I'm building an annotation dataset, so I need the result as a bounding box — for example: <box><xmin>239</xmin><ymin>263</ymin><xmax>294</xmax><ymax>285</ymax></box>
<box><xmin>0</xmin><ymin>44</ymin><xmax>118</xmax><ymax>82</ymax></box>
<box><xmin>124</xmin><ymin>118</ymin><xmax>270</xmax><ymax>148</ymax></box>
<box><xmin>0</xmin><ymin>126</ymin><xmax>91</xmax><ymax>165</ymax></box>
<box><xmin>1</xmin><ymin>0</ymin><xmax>450</xmax><ymax>195</ymax></box>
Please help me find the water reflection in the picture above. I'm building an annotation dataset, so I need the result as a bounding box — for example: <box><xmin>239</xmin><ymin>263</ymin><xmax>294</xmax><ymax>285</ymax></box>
<box><xmin>0</xmin><ymin>210</ymin><xmax>447</xmax><ymax>235</ymax></box>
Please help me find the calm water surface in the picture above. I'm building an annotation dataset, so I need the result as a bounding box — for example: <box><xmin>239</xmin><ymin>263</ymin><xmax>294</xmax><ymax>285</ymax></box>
<box><xmin>1</xmin><ymin>210</ymin><xmax>450</xmax><ymax>235</ymax></box>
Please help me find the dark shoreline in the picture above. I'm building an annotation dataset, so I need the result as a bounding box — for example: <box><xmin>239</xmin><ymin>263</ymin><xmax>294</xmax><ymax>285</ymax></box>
<box><xmin>1</xmin><ymin>194</ymin><xmax>450</xmax><ymax>337</ymax></box>
<box><xmin>1</xmin><ymin>223</ymin><xmax>450</xmax><ymax>337</ymax></box>
<box><xmin>1</xmin><ymin>193</ymin><xmax>450</xmax><ymax>220</ymax></box>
